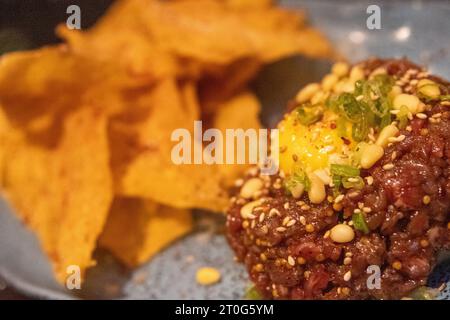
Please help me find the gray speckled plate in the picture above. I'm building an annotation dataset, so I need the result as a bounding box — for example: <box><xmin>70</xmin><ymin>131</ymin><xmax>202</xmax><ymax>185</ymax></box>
<box><xmin>1</xmin><ymin>0</ymin><xmax>450</xmax><ymax>300</ymax></box>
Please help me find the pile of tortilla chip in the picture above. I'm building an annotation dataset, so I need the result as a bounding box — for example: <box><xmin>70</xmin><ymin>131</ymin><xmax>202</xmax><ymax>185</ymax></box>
<box><xmin>0</xmin><ymin>0</ymin><xmax>333</xmax><ymax>283</ymax></box>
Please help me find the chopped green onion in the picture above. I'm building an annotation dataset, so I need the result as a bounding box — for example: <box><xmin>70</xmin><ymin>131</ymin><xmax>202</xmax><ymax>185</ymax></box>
<box><xmin>342</xmin><ymin>176</ymin><xmax>365</xmax><ymax>189</ymax></box>
<box><xmin>409</xmin><ymin>286</ymin><xmax>440</xmax><ymax>300</ymax></box>
<box><xmin>245</xmin><ymin>285</ymin><xmax>263</xmax><ymax>300</ymax></box>
<box><xmin>352</xmin><ymin>212</ymin><xmax>369</xmax><ymax>234</ymax></box>
<box><xmin>284</xmin><ymin>171</ymin><xmax>311</xmax><ymax>195</ymax></box>
<box><xmin>326</xmin><ymin>74</ymin><xmax>394</xmax><ymax>140</ymax></box>
<box><xmin>295</xmin><ymin>103</ymin><xmax>323</xmax><ymax>126</ymax></box>
<box><xmin>396</xmin><ymin>105</ymin><xmax>410</xmax><ymax>129</ymax></box>
<box><xmin>330</xmin><ymin>164</ymin><xmax>360</xmax><ymax>177</ymax></box>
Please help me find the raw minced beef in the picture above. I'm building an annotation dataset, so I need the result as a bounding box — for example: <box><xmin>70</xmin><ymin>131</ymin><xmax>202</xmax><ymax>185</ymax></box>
<box><xmin>226</xmin><ymin>59</ymin><xmax>450</xmax><ymax>300</ymax></box>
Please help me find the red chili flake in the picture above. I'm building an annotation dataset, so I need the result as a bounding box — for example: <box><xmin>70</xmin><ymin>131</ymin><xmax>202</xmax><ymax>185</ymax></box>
<box><xmin>341</xmin><ymin>137</ymin><xmax>351</xmax><ymax>145</ymax></box>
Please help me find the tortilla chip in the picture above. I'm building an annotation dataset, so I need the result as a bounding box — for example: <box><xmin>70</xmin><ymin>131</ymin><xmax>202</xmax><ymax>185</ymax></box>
<box><xmin>1</xmin><ymin>107</ymin><xmax>113</xmax><ymax>283</ymax></box>
<box><xmin>59</xmin><ymin>0</ymin><xmax>333</xmax><ymax>83</ymax></box>
<box><xmin>99</xmin><ymin>197</ymin><xmax>193</xmax><ymax>267</ymax></box>
<box><xmin>212</xmin><ymin>91</ymin><xmax>262</xmax><ymax>186</ymax></box>
<box><xmin>0</xmin><ymin>46</ymin><xmax>135</xmax><ymax>146</ymax></box>
<box><xmin>111</xmin><ymin>78</ymin><xmax>229</xmax><ymax>212</ymax></box>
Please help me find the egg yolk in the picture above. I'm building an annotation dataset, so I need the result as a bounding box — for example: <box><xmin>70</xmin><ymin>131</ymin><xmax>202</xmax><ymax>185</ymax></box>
<box><xmin>278</xmin><ymin>110</ymin><xmax>355</xmax><ymax>175</ymax></box>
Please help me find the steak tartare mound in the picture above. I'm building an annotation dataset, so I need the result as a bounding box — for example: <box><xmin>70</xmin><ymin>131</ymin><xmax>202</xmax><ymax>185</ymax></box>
<box><xmin>226</xmin><ymin>58</ymin><xmax>450</xmax><ymax>300</ymax></box>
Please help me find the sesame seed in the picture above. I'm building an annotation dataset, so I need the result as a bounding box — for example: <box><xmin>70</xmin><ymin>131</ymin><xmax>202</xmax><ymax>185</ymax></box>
<box><xmin>301</xmin><ymin>204</ymin><xmax>311</xmax><ymax>211</ymax></box>
<box><xmin>343</xmin><ymin>257</ymin><xmax>352</xmax><ymax>265</ymax></box>
<box><xmin>348</xmin><ymin>221</ymin><xmax>354</xmax><ymax>226</ymax></box>
<box><xmin>348</xmin><ymin>191</ymin><xmax>360</xmax><ymax>198</ymax></box>
<box><xmin>287</xmin><ymin>219</ymin><xmax>297</xmax><ymax>227</ymax></box>
<box><xmin>420</xmin><ymin>239</ymin><xmax>429</xmax><ymax>248</ymax></box>
<box><xmin>416</xmin><ymin>113</ymin><xmax>427</xmax><ymax>119</ymax></box>
<box><xmin>273</xmin><ymin>182</ymin><xmax>282</xmax><ymax>189</ymax></box>
<box><xmin>366</xmin><ymin>176</ymin><xmax>374</xmax><ymax>185</ymax></box>
<box><xmin>432</xmin><ymin>113</ymin><xmax>442</xmax><ymax>118</ymax></box>
<box><xmin>246</xmin><ymin>213</ymin><xmax>256</xmax><ymax>219</ymax></box>
<box><xmin>287</xmin><ymin>256</ymin><xmax>295</xmax><ymax>266</ymax></box>
<box><xmin>341</xmin><ymin>287</ymin><xmax>351</xmax><ymax>295</ymax></box>
<box><xmin>391</xmin><ymin>151</ymin><xmax>397</xmax><ymax>160</ymax></box>
<box><xmin>348</xmin><ymin>177</ymin><xmax>360</xmax><ymax>183</ymax></box>
<box><xmin>254</xmin><ymin>263</ymin><xmax>264</xmax><ymax>272</ymax></box>
<box><xmin>423</xmin><ymin>195</ymin><xmax>431</xmax><ymax>205</ymax></box>
<box><xmin>383</xmin><ymin>163</ymin><xmax>395</xmax><ymax>170</ymax></box>
<box><xmin>261</xmin><ymin>225</ymin><xmax>268</xmax><ymax>234</ymax></box>
<box><xmin>353</xmin><ymin>208</ymin><xmax>361</xmax><ymax>214</ymax></box>
<box><xmin>406</xmin><ymin>125</ymin><xmax>412</xmax><ymax>132</ymax></box>
<box><xmin>276</xmin><ymin>227</ymin><xmax>287</xmax><ymax>232</ymax></box>
<box><xmin>234</xmin><ymin>179</ymin><xmax>244</xmax><ymax>187</ymax></box>
<box><xmin>316</xmin><ymin>254</ymin><xmax>325</xmax><ymax>262</ymax></box>
<box><xmin>284</xmin><ymin>202</ymin><xmax>290</xmax><ymax>210</ymax></box>
<box><xmin>259</xmin><ymin>212</ymin><xmax>265</xmax><ymax>223</ymax></box>
<box><xmin>282</xmin><ymin>216</ymin><xmax>290</xmax><ymax>226</ymax></box>
<box><xmin>334</xmin><ymin>194</ymin><xmax>345</xmax><ymax>203</ymax></box>
<box><xmin>392</xmin><ymin>261</ymin><xmax>402</xmax><ymax>270</ymax></box>
<box><xmin>269</xmin><ymin>208</ymin><xmax>281</xmax><ymax>217</ymax></box>
<box><xmin>363</xmin><ymin>207</ymin><xmax>372</xmax><ymax>213</ymax></box>
<box><xmin>343</xmin><ymin>271</ymin><xmax>352</xmax><ymax>281</ymax></box>
<box><xmin>323</xmin><ymin>230</ymin><xmax>331</xmax><ymax>239</ymax></box>
<box><xmin>358</xmin><ymin>202</ymin><xmax>364</xmax><ymax>209</ymax></box>
<box><xmin>305</xmin><ymin>224</ymin><xmax>315</xmax><ymax>233</ymax></box>
<box><xmin>251</xmin><ymin>220</ymin><xmax>256</xmax><ymax>228</ymax></box>
<box><xmin>297</xmin><ymin>257</ymin><xmax>306</xmax><ymax>265</ymax></box>
<box><xmin>299</xmin><ymin>216</ymin><xmax>306</xmax><ymax>225</ymax></box>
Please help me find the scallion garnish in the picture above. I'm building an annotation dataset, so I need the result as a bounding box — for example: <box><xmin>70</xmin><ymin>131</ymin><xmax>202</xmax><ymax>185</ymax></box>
<box><xmin>342</xmin><ymin>176</ymin><xmax>365</xmax><ymax>189</ymax></box>
<box><xmin>245</xmin><ymin>285</ymin><xmax>263</xmax><ymax>300</ymax></box>
<box><xmin>352</xmin><ymin>212</ymin><xmax>370</xmax><ymax>234</ymax></box>
<box><xmin>326</xmin><ymin>74</ymin><xmax>395</xmax><ymax>141</ymax></box>
<box><xmin>330</xmin><ymin>164</ymin><xmax>360</xmax><ymax>177</ymax></box>
<box><xmin>295</xmin><ymin>103</ymin><xmax>323</xmax><ymax>126</ymax></box>
<box><xmin>284</xmin><ymin>170</ymin><xmax>311</xmax><ymax>195</ymax></box>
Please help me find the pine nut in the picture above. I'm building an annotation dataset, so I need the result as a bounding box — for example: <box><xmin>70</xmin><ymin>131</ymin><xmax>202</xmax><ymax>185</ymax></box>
<box><xmin>360</xmin><ymin>144</ymin><xmax>384</xmax><ymax>169</ymax></box>
<box><xmin>322</xmin><ymin>74</ymin><xmax>339</xmax><ymax>91</ymax></box>
<box><xmin>240</xmin><ymin>199</ymin><xmax>264</xmax><ymax>219</ymax></box>
<box><xmin>349</xmin><ymin>66</ymin><xmax>365</xmax><ymax>82</ymax></box>
<box><xmin>376</xmin><ymin>124</ymin><xmax>399</xmax><ymax>148</ymax></box>
<box><xmin>329</xmin><ymin>224</ymin><xmax>355</xmax><ymax>243</ymax></box>
<box><xmin>196</xmin><ymin>267</ymin><xmax>221</xmax><ymax>286</ymax></box>
<box><xmin>393</xmin><ymin>94</ymin><xmax>421</xmax><ymax>114</ymax></box>
<box><xmin>240</xmin><ymin>178</ymin><xmax>263</xmax><ymax>199</ymax></box>
<box><xmin>417</xmin><ymin>79</ymin><xmax>440</xmax><ymax>99</ymax></box>
<box><xmin>331</xmin><ymin>62</ymin><xmax>349</xmax><ymax>78</ymax></box>
<box><xmin>296</xmin><ymin>83</ymin><xmax>320</xmax><ymax>103</ymax></box>
<box><xmin>308</xmin><ymin>172</ymin><xmax>326</xmax><ymax>204</ymax></box>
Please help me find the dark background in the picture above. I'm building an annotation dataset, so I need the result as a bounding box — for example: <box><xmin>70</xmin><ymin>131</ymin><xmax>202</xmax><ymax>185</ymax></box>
<box><xmin>0</xmin><ymin>0</ymin><xmax>114</xmax><ymax>54</ymax></box>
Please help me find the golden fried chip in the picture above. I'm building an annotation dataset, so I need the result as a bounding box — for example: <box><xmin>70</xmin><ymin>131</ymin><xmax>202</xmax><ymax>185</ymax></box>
<box><xmin>111</xmin><ymin>78</ymin><xmax>229</xmax><ymax>212</ymax></box>
<box><xmin>1</xmin><ymin>107</ymin><xmax>113</xmax><ymax>283</ymax></box>
<box><xmin>0</xmin><ymin>46</ymin><xmax>135</xmax><ymax>144</ymax></box>
<box><xmin>212</xmin><ymin>91</ymin><xmax>262</xmax><ymax>186</ymax></box>
<box><xmin>99</xmin><ymin>197</ymin><xmax>193</xmax><ymax>267</ymax></box>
